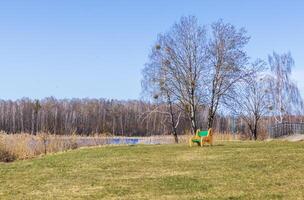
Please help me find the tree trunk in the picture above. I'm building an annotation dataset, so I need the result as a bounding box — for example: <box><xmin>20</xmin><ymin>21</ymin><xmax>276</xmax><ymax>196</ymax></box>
<box><xmin>253</xmin><ymin>122</ymin><xmax>258</xmax><ymax>140</ymax></box>
<box><xmin>169</xmin><ymin>104</ymin><xmax>179</xmax><ymax>143</ymax></box>
<box><xmin>166</xmin><ymin>92</ymin><xmax>179</xmax><ymax>143</ymax></box>
<box><xmin>31</xmin><ymin>110</ymin><xmax>35</xmax><ymax>135</ymax></box>
<box><xmin>208</xmin><ymin>107</ymin><xmax>214</xmax><ymax>129</ymax></box>
<box><xmin>189</xmin><ymin>103</ymin><xmax>197</xmax><ymax>135</ymax></box>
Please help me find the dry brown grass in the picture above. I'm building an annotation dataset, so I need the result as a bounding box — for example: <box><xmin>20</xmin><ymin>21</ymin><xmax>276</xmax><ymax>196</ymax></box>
<box><xmin>213</xmin><ymin>132</ymin><xmax>240</xmax><ymax>141</ymax></box>
<box><xmin>0</xmin><ymin>132</ymin><xmax>110</xmax><ymax>160</ymax></box>
<box><xmin>0</xmin><ymin>132</ymin><xmax>240</xmax><ymax>160</ymax></box>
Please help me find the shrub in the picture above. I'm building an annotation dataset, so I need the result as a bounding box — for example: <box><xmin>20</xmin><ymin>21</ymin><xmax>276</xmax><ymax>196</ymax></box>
<box><xmin>70</xmin><ymin>142</ymin><xmax>78</xmax><ymax>150</ymax></box>
<box><xmin>0</xmin><ymin>148</ymin><xmax>16</xmax><ymax>163</ymax></box>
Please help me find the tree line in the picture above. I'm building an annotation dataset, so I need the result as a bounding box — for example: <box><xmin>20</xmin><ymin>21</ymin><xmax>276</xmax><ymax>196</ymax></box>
<box><xmin>0</xmin><ymin>97</ymin><xmax>247</xmax><ymax>136</ymax></box>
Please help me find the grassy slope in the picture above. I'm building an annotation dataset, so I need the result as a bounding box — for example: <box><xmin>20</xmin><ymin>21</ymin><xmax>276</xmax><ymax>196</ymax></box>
<box><xmin>0</xmin><ymin>141</ymin><xmax>304</xmax><ymax>200</ymax></box>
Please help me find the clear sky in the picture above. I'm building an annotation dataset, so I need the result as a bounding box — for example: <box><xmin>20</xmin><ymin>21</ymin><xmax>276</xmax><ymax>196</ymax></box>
<box><xmin>0</xmin><ymin>0</ymin><xmax>303</xmax><ymax>100</ymax></box>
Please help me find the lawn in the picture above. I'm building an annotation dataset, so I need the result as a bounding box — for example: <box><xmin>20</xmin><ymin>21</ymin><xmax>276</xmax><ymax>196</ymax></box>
<box><xmin>0</xmin><ymin>141</ymin><xmax>304</xmax><ymax>200</ymax></box>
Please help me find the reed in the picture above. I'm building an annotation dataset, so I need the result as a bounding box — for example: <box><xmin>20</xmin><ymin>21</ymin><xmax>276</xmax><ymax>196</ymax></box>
<box><xmin>0</xmin><ymin>132</ymin><xmax>240</xmax><ymax>161</ymax></box>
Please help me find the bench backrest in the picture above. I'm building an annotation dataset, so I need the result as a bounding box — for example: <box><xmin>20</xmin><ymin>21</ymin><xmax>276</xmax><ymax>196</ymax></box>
<box><xmin>198</xmin><ymin>131</ymin><xmax>209</xmax><ymax>137</ymax></box>
<box><xmin>196</xmin><ymin>128</ymin><xmax>213</xmax><ymax>137</ymax></box>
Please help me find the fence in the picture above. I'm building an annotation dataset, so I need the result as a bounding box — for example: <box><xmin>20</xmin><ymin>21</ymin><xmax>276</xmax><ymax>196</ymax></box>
<box><xmin>269</xmin><ymin>122</ymin><xmax>304</xmax><ymax>138</ymax></box>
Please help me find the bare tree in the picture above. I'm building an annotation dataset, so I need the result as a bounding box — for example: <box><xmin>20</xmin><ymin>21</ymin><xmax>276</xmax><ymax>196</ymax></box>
<box><xmin>267</xmin><ymin>52</ymin><xmax>303</xmax><ymax>122</ymax></box>
<box><xmin>142</xmin><ymin>49</ymin><xmax>182</xmax><ymax>142</ymax></box>
<box><xmin>142</xmin><ymin>16</ymin><xmax>207</xmax><ymax>135</ymax></box>
<box><xmin>231</xmin><ymin>68</ymin><xmax>269</xmax><ymax>140</ymax></box>
<box><xmin>31</xmin><ymin>100</ymin><xmax>41</xmax><ymax>135</ymax></box>
<box><xmin>205</xmin><ymin>20</ymin><xmax>251</xmax><ymax>129</ymax></box>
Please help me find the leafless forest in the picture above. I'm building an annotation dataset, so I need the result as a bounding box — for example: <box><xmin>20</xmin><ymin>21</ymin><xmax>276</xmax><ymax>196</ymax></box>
<box><xmin>0</xmin><ymin>97</ymin><xmax>238</xmax><ymax>136</ymax></box>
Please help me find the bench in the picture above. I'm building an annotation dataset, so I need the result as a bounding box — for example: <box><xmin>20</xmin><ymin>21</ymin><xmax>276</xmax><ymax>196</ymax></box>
<box><xmin>189</xmin><ymin>128</ymin><xmax>213</xmax><ymax>147</ymax></box>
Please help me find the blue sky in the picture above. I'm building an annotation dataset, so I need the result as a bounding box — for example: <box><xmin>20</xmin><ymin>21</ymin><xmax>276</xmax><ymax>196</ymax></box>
<box><xmin>0</xmin><ymin>0</ymin><xmax>303</xmax><ymax>100</ymax></box>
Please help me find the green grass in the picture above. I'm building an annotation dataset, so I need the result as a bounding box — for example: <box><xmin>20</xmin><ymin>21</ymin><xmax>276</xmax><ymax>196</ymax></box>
<box><xmin>0</xmin><ymin>141</ymin><xmax>304</xmax><ymax>200</ymax></box>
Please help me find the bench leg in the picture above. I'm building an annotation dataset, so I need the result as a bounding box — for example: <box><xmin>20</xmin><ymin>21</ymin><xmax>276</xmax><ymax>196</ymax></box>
<box><xmin>189</xmin><ymin>138</ymin><xmax>193</xmax><ymax>147</ymax></box>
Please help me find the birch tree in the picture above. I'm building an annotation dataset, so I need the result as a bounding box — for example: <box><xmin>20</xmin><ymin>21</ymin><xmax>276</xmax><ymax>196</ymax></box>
<box><xmin>267</xmin><ymin>52</ymin><xmax>303</xmax><ymax>122</ymax></box>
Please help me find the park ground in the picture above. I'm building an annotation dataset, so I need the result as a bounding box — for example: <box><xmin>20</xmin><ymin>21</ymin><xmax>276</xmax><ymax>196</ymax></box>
<box><xmin>0</xmin><ymin>141</ymin><xmax>304</xmax><ymax>200</ymax></box>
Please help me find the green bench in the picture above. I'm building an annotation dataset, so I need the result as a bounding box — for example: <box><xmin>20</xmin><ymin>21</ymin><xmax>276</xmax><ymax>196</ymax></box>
<box><xmin>189</xmin><ymin>128</ymin><xmax>213</xmax><ymax>147</ymax></box>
